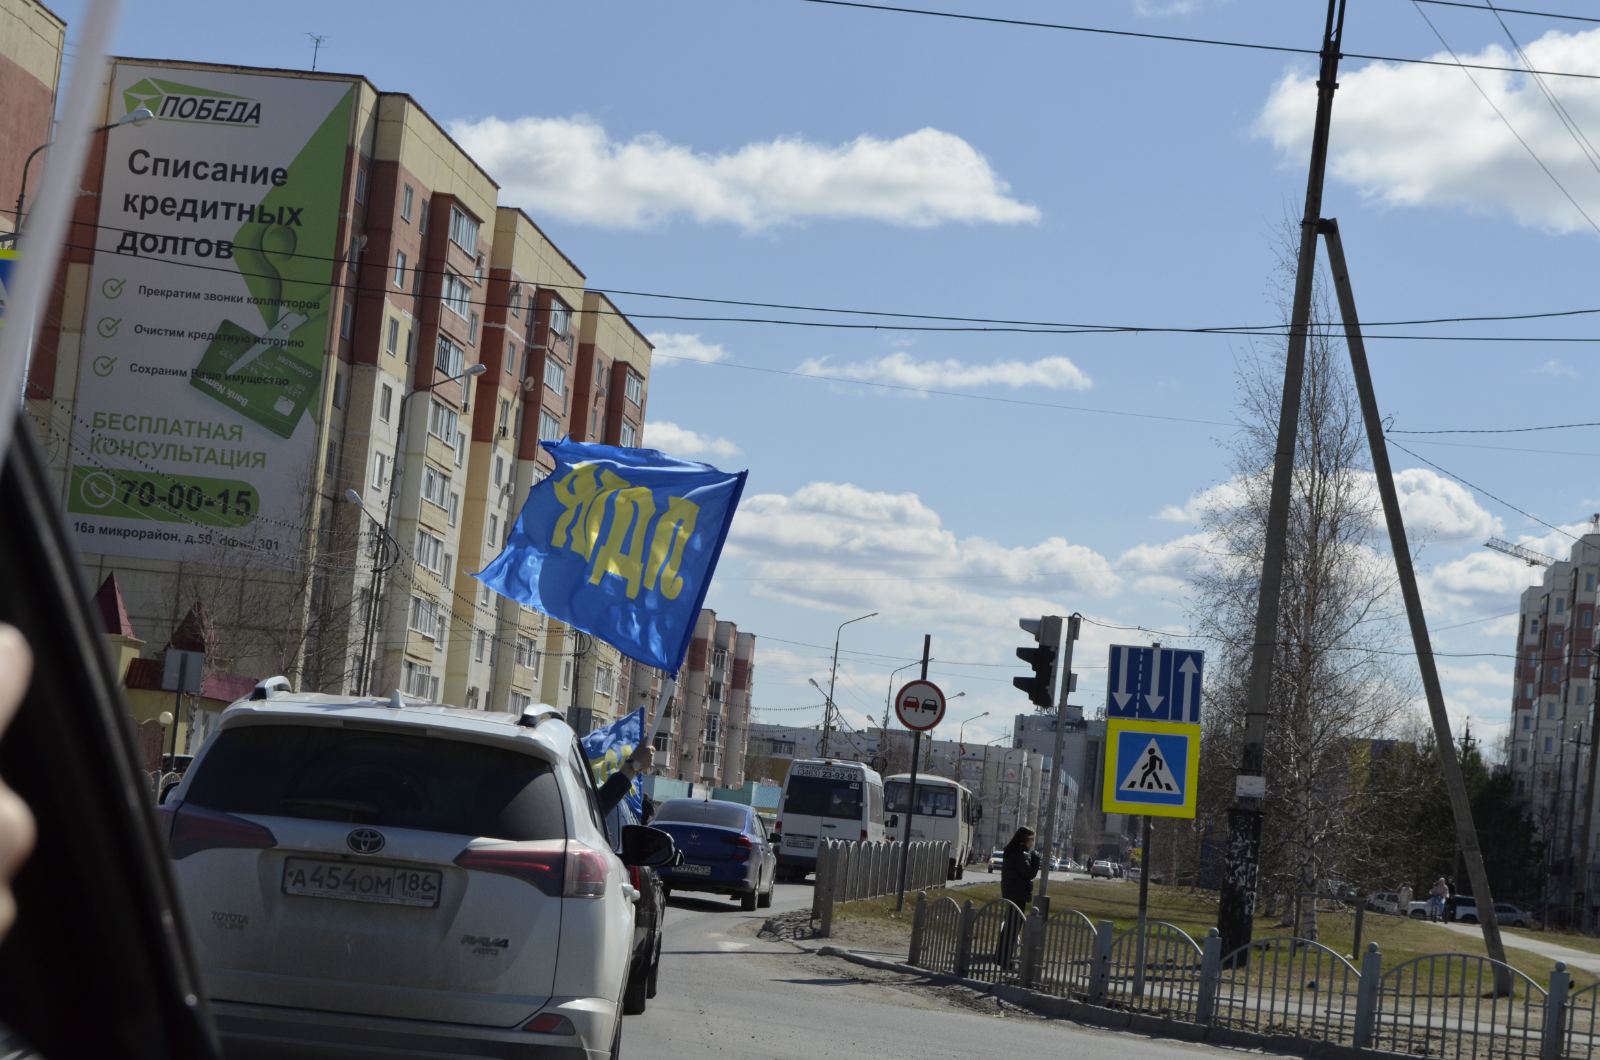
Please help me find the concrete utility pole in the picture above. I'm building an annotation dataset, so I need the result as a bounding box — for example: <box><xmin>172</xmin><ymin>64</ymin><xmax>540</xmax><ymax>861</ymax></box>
<box><xmin>1320</xmin><ymin>216</ymin><xmax>1511</xmax><ymax>989</ymax></box>
<box><xmin>1216</xmin><ymin>0</ymin><xmax>1348</xmax><ymax>957</ymax></box>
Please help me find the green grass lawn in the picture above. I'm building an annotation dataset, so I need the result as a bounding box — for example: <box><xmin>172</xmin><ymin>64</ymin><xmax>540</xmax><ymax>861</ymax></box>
<box><xmin>835</xmin><ymin>879</ymin><xmax>1589</xmax><ymax>990</ymax></box>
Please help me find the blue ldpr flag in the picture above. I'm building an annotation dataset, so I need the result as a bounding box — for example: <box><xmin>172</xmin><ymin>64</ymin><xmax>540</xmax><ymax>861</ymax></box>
<box><xmin>584</xmin><ymin>708</ymin><xmax>645</xmax><ymax>816</ymax></box>
<box><xmin>473</xmin><ymin>440</ymin><xmax>747</xmax><ymax>673</ymax></box>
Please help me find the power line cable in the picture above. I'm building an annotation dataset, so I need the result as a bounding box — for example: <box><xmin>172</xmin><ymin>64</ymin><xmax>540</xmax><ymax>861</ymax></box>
<box><xmin>1386</xmin><ymin>436</ymin><xmax>1585</xmax><ymax>543</ymax></box>
<box><xmin>1390</xmin><ymin>419</ymin><xmax>1600</xmax><ymax>435</ymax></box>
<box><xmin>1484</xmin><ymin>0</ymin><xmax>1600</xmax><ymax>178</ymax></box>
<box><xmin>1413</xmin><ymin>0</ymin><xmax>1600</xmax><ymax>26</ymax></box>
<box><xmin>1409</xmin><ymin>1</ymin><xmax>1600</xmax><ymax>239</ymax></box>
<box><xmin>797</xmin><ymin>0</ymin><xmax>1600</xmax><ymax>82</ymax></box>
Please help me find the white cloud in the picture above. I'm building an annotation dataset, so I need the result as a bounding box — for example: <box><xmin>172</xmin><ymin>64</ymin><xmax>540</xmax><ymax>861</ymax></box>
<box><xmin>795</xmin><ymin>352</ymin><xmax>1091</xmax><ymax>392</ymax></box>
<box><xmin>449</xmin><ymin>116</ymin><xmax>1040</xmax><ymax>231</ymax></box>
<box><xmin>643</xmin><ymin>421</ymin><xmax>741</xmax><ymax>459</ymax></box>
<box><xmin>1256</xmin><ymin>29</ymin><xmax>1600</xmax><ymax>233</ymax></box>
<box><xmin>647</xmin><ymin>332</ymin><xmax>728</xmax><ymax>367</ymax></box>
<box><xmin>1134</xmin><ymin>0</ymin><xmax>1203</xmax><ymax>14</ymax></box>
<box><xmin>1534</xmin><ymin>358</ymin><xmax>1579</xmax><ymax>378</ymax></box>
<box><xmin>726</xmin><ymin>482</ymin><xmax>1121</xmax><ymax>657</ymax></box>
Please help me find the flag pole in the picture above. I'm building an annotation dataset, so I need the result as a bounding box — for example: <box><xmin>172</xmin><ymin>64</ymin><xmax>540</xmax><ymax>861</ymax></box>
<box><xmin>642</xmin><ymin>674</ymin><xmax>677</xmax><ymax>748</ymax></box>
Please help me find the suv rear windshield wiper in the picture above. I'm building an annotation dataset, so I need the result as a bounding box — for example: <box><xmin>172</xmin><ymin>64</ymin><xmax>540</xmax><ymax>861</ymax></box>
<box><xmin>277</xmin><ymin>797</ymin><xmax>380</xmax><ymax>821</ymax></box>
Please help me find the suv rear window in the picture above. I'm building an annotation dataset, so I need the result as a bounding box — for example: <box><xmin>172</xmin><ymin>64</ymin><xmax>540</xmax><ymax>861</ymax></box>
<box><xmin>652</xmin><ymin>800</ymin><xmax>748</xmax><ymax>830</ymax></box>
<box><xmin>184</xmin><ymin>723</ymin><xmax>564</xmax><ymax>841</ymax></box>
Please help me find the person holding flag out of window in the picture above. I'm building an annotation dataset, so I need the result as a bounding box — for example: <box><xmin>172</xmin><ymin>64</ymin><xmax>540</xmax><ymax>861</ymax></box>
<box><xmin>474</xmin><ymin>438</ymin><xmax>746</xmax><ymax>810</ymax></box>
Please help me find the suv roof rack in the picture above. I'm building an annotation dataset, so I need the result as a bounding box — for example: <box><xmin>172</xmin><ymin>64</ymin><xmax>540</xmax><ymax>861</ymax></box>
<box><xmin>249</xmin><ymin>676</ymin><xmax>292</xmax><ymax>701</ymax></box>
<box><xmin>517</xmin><ymin>702</ymin><xmax>564</xmax><ymax>728</ymax></box>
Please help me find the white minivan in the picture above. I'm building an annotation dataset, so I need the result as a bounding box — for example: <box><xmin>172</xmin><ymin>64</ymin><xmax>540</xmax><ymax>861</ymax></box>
<box><xmin>773</xmin><ymin>759</ymin><xmax>884</xmax><ymax>880</ymax></box>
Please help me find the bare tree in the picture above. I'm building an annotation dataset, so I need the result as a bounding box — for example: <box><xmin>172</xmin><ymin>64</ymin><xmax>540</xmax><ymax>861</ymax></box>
<box><xmin>1189</xmin><ymin>228</ymin><xmax>1415</xmax><ymax>935</ymax></box>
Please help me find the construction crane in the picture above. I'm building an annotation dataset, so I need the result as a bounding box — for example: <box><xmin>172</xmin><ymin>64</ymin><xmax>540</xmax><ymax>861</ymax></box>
<box><xmin>1485</xmin><ymin>537</ymin><xmax>1557</xmax><ymax>567</ymax></box>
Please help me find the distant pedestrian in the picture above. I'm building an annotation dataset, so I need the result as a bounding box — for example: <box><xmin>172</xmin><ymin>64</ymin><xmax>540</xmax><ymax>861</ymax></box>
<box><xmin>1444</xmin><ymin>878</ymin><xmax>1458</xmax><ymax>923</ymax></box>
<box><xmin>1429</xmin><ymin>877</ymin><xmax>1448</xmax><ymax>922</ymax></box>
<box><xmin>996</xmin><ymin>826</ymin><xmax>1041</xmax><ymax>970</ymax></box>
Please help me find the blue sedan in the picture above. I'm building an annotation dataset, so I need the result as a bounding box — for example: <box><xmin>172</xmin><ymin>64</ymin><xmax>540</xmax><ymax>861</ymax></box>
<box><xmin>648</xmin><ymin>798</ymin><xmax>777</xmax><ymax>911</ymax></box>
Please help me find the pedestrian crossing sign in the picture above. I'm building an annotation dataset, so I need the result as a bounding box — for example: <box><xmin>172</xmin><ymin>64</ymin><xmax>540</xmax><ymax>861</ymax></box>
<box><xmin>1102</xmin><ymin>718</ymin><xmax>1200</xmax><ymax>818</ymax></box>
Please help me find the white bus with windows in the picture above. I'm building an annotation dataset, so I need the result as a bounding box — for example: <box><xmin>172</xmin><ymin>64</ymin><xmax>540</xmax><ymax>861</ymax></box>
<box><xmin>883</xmin><ymin>774</ymin><xmax>975</xmax><ymax>880</ymax></box>
<box><xmin>773</xmin><ymin>759</ymin><xmax>885</xmax><ymax>880</ymax></box>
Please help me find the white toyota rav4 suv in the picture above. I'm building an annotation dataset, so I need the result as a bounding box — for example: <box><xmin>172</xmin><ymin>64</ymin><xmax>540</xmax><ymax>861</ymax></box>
<box><xmin>158</xmin><ymin>679</ymin><xmax>672</xmax><ymax>1059</ymax></box>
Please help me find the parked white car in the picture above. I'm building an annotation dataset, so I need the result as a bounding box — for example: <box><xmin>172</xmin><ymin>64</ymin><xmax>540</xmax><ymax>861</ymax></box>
<box><xmin>159</xmin><ymin>681</ymin><xmax>673</xmax><ymax>1059</ymax></box>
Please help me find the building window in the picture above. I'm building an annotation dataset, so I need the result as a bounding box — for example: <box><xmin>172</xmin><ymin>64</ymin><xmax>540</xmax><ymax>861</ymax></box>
<box><xmin>596</xmin><ymin>666</ymin><xmax>614</xmax><ymax>697</ymax></box>
<box><xmin>625</xmin><ymin>372</ymin><xmax>643</xmax><ymax>405</ymax></box>
<box><xmin>619</xmin><ymin>421</ymin><xmax>637</xmax><ymax>448</ymax></box>
<box><xmin>419</xmin><ymin>198</ymin><xmax>429</xmax><ymax>234</ymax></box>
<box><xmin>448</xmin><ymin>205</ymin><xmax>479</xmax><ymax>256</ymax></box>
<box><xmin>415</xmin><ymin>529</ymin><xmax>445</xmax><ymax>575</ymax></box>
<box><xmin>469</xmin><ymin>312</ymin><xmax>480</xmax><ymax>344</ymax></box>
<box><xmin>340</xmin><ymin>302</ymin><xmax>353</xmax><ymax>339</ymax></box>
<box><xmin>393</xmin><ymin>250</ymin><xmax>407</xmax><ymax>289</ymax></box>
<box><xmin>499</xmin><ymin>399</ymin><xmax>511</xmax><ymax>436</ymax></box>
<box><xmin>1525</xmin><ymin>682</ymin><xmax>1535</xmax><ymax>699</ymax></box>
<box><xmin>1532</xmin><ymin>618</ymin><xmax>1540</xmax><ymax>633</ymax></box>
<box><xmin>1558</xmin><ymin>598</ymin><xmax>1567</xmax><ymax>614</ymax></box>
<box><xmin>401</xmin><ymin>184</ymin><xmax>414</xmax><ymax>222</ymax></box>
<box><xmin>332</xmin><ymin>370</ymin><xmax>345</xmax><ymax>409</ymax></box>
<box><xmin>1557</xmin><ymin>631</ymin><xmax>1565</xmax><ymax>648</ymax></box>
<box><xmin>370</xmin><ymin>452</ymin><xmax>388</xmax><ymax>490</ymax></box>
<box><xmin>421</xmin><ymin>464</ymin><xmax>450</xmax><ymax>508</ymax></box>
<box><xmin>712</xmin><ymin>648</ymin><xmax>727</xmax><ymax>670</ymax></box>
<box><xmin>549</xmin><ymin>301</ymin><xmax>570</xmax><ymax>340</ymax></box>
<box><xmin>488</xmin><ymin>514</ymin><xmax>499</xmax><ymax>548</ymax></box>
<box><xmin>1546</xmin><ymin>736</ymin><xmax>1556</xmax><ymax>754</ymax></box>
<box><xmin>700</xmin><ymin>746</ymin><xmax>717</xmax><ymax>766</ymax></box>
<box><xmin>709</xmin><ymin>679</ymin><xmax>723</xmax><ymax>702</ymax></box>
<box><xmin>427</xmin><ymin>400</ymin><xmax>459</xmax><ymax>444</ymax></box>
<box><xmin>1581</xmin><ymin>685</ymin><xmax>1589</xmax><ymax>705</ymax></box>
<box><xmin>543</xmin><ymin>358</ymin><xmax>566</xmax><ymax>396</ymax></box>
<box><xmin>539</xmin><ymin>409</ymin><xmax>562</xmax><ymax>442</ymax></box>
<box><xmin>436</xmin><ymin>335</ymin><xmax>465</xmax><ymax>379</ymax></box>
<box><xmin>379</xmin><ymin>384</ymin><xmax>394</xmax><ymax>423</ymax></box>
<box><xmin>442</xmin><ymin>271</ymin><xmax>472</xmax><ymax>319</ymax></box>
<box><xmin>1520</xmin><ymin>748</ymin><xmax>1529</xmax><ymax>763</ymax></box>
<box><xmin>494</xmin><ymin>454</ymin><xmax>505</xmax><ymax>487</ymax></box>
<box><xmin>562</xmin><ymin>659</ymin><xmax>572</xmax><ymax>690</ymax></box>
<box><xmin>1586</xmin><ymin>611</ymin><xmax>1595</xmax><ymax>629</ymax></box>
<box><xmin>507</xmin><ymin>344</ymin><xmax>519</xmax><ymax>383</ymax></box>
<box><xmin>401</xmin><ymin>660</ymin><xmax>433</xmax><ymax>698</ymax></box>
<box><xmin>475</xmin><ymin>630</ymin><xmax>487</xmax><ymax>663</ymax></box>
<box><xmin>384</xmin><ymin>318</ymin><xmax>399</xmax><ymax>357</ymax></box>
<box><xmin>404</xmin><ymin>326</ymin><xmax>416</xmax><ymax>364</ymax></box>
<box><xmin>1548</xmin><ymin>700</ymin><xmax>1560</xmax><ymax>719</ymax></box>
<box><xmin>654</xmin><ymin>733</ymin><xmax>670</xmax><ymax>754</ymax></box>
<box><xmin>1551</xmin><ymin>665</ymin><xmax>1562</xmax><ymax>684</ymax></box>
<box><xmin>510</xmin><ymin>289</ymin><xmax>523</xmax><ymax>317</ymax></box>
<box><xmin>516</xmin><ymin>638</ymin><xmax>537</xmax><ymax>670</ymax></box>
<box><xmin>409</xmin><ymin>595</ymin><xmax>442</xmax><ymax>639</ymax></box>
<box><xmin>355</xmin><ymin>165</ymin><xmax>367</xmax><ymax>203</ymax></box>
<box><xmin>325</xmin><ymin>440</ymin><xmax>340</xmax><ymax>476</ymax></box>
<box><xmin>510</xmin><ymin>692</ymin><xmax>532</xmax><ymax>713</ymax></box>
<box><xmin>448</xmin><ymin>491</ymin><xmax>461</xmax><ymax>527</ymax></box>
<box><xmin>705</xmin><ymin>715</ymin><xmax>720</xmax><ymax>743</ymax></box>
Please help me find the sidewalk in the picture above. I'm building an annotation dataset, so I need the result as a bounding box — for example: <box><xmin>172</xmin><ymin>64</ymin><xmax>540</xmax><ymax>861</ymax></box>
<box><xmin>1437</xmin><ymin>921</ymin><xmax>1600</xmax><ymax>977</ymax></box>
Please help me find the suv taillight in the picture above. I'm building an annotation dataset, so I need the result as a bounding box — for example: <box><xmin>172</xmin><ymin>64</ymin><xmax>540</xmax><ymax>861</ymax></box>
<box><xmin>454</xmin><ymin>843</ymin><xmax>564</xmax><ymax>897</ymax></box>
<box><xmin>724</xmin><ymin>834</ymin><xmax>753</xmax><ymax>862</ymax></box>
<box><xmin>563</xmin><ymin>843</ymin><xmax>608</xmax><ymax>899</ymax></box>
<box><xmin>169</xmin><ymin>805</ymin><xmax>277</xmax><ymax>860</ymax></box>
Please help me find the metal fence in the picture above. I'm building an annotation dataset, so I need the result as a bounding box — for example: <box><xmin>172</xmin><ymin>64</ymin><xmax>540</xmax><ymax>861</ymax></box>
<box><xmin>904</xmin><ymin>893</ymin><xmax>1587</xmax><ymax>1060</ymax></box>
<box><xmin>811</xmin><ymin>838</ymin><xmax>950</xmax><ymax>936</ymax></box>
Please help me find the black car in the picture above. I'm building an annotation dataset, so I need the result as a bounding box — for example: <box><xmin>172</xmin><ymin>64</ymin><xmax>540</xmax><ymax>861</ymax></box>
<box><xmin>605</xmin><ymin>799</ymin><xmax>670</xmax><ymax>1014</ymax></box>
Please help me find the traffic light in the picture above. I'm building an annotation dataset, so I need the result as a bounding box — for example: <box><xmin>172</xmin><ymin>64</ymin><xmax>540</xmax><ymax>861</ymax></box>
<box><xmin>1014</xmin><ymin>615</ymin><xmax>1064</xmax><ymax>708</ymax></box>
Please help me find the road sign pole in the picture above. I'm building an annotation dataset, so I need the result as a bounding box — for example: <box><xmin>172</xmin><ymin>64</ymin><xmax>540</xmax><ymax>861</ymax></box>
<box><xmin>1134</xmin><ymin>815</ymin><xmax>1153</xmax><ymax>998</ymax></box>
<box><xmin>1038</xmin><ymin>614</ymin><xmax>1081</xmax><ymax>902</ymax></box>
<box><xmin>895</xmin><ymin>634</ymin><xmax>932</xmax><ymax>911</ymax></box>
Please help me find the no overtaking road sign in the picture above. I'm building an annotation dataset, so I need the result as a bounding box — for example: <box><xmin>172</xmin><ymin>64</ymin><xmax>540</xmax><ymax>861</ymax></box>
<box><xmin>894</xmin><ymin>680</ymin><xmax>945</xmax><ymax>732</ymax></box>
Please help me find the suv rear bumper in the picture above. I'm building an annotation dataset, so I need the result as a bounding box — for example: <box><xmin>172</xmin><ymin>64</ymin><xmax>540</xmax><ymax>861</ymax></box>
<box><xmin>213</xmin><ymin>998</ymin><xmax>613</xmax><ymax>1060</ymax></box>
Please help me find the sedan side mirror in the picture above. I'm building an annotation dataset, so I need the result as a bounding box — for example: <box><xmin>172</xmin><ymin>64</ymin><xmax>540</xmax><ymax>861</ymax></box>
<box><xmin>620</xmin><ymin>824</ymin><xmax>677</xmax><ymax>868</ymax></box>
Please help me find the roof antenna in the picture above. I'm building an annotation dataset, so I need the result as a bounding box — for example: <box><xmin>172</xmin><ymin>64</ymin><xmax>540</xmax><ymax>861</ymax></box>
<box><xmin>306</xmin><ymin>33</ymin><xmax>328</xmax><ymax>72</ymax></box>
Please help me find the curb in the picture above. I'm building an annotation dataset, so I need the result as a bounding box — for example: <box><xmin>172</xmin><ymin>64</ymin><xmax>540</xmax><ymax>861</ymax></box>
<box><xmin>810</xmin><ymin>944</ymin><xmax>1414</xmax><ymax>1060</ymax></box>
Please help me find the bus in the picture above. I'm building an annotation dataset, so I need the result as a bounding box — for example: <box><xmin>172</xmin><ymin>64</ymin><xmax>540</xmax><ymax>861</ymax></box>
<box><xmin>883</xmin><ymin>774</ymin><xmax>975</xmax><ymax>880</ymax></box>
<box><xmin>773</xmin><ymin>759</ymin><xmax>885</xmax><ymax>880</ymax></box>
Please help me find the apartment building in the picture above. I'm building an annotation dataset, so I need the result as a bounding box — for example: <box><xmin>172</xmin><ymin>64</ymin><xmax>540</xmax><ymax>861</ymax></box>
<box><xmin>1505</xmin><ymin>532</ymin><xmax>1600</xmax><ymax>923</ymax></box>
<box><xmin>23</xmin><ymin>57</ymin><xmax>658</xmax><ymax>736</ymax></box>
<box><xmin>0</xmin><ymin>0</ymin><xmax>64</xmax><ymax>241</ymax></box>
<box><xmin>664</xmin><ymin>610</ymin><xmax>757</xmax><ymax>788</ymax></box>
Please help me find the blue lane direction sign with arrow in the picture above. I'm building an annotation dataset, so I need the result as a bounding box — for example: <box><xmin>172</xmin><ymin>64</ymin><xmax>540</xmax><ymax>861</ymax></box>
<box><xmin>1106</xmin><ymin>644</ymin><xmax>1204</xmax><ymax>723</ymax></box>
<box><xmin>1102</xmin><ymin>718</ymin><xmax>1201</xmax><ymax>819</ymax></box>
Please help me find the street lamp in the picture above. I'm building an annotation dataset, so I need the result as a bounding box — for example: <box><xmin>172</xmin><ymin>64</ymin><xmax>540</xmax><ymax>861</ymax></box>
<box><xmin>820</xmin><ymin>611</ymin><xmax>876</xmax><ymax>757</ymax></box>
<box><xmin>369</xmin><ymin>363</ymin><xmax>487</xmax><ymax>694</ymax></box>
<box><xmin>13</xmin><ymin>106</ymin><xmax>153</xmax><ymax>236</ymax></box>
<box><xmin>958</xmin><ymin>710</ymin><xmax>990</xmax><ymax>752</ymax></box>
<box><xmin>882</xmin><ymin>658</ymin><xmax>927</xmax><ymax>730</ymax></box>
<box><xmin>345</xmin><ymin>489</ymin><xmax>400</xmax><ymax>696</ymax></box>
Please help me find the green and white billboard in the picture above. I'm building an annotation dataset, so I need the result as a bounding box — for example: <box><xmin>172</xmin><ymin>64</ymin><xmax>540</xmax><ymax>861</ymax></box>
<box><xmin>69</xmin><ymin>64</ymin><xmax>355</xmax><ymax>562</ymax></box>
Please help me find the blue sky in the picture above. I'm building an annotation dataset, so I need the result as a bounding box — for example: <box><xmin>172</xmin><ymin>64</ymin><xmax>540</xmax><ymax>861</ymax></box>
<box><xmin>53</xmin><ymin>0</ymin><xmax>1600</xmax><ymax>754</ymax></box>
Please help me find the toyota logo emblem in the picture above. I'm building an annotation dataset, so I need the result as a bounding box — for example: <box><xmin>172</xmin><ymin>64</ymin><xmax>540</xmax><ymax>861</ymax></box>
<box><xmin>347</xmin><ymin>828</ymin><xmax>385</xmax><ymax>855</ymax></box>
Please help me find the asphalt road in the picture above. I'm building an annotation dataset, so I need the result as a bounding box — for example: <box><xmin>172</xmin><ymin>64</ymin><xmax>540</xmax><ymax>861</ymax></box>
<box><xmin>625</xmin><ymin>880</ymin><xmax>1246</xmax><ymax>1060</ymax></box>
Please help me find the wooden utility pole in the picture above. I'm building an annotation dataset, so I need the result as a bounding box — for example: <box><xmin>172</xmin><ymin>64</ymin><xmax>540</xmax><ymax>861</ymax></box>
<box><xmin>1320</xmin><ymin>216</ymin><xmax>1511</xmax><ymax>990</ymax></box>
<box><xmin>1216</xmin><ymin>0</ymin><xmax>1348</xmax><ymax>956</ymax></box>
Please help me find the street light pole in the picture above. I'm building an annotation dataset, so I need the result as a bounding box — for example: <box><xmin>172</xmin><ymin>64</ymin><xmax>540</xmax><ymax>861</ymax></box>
<box><xmin>821</xmin><ymin>611</ymin><xmax>876</xmax><ymax>757</ymax></box>
<box><xmin>883</xmin><ymin>658</ymin><xmax>926</xmax><ymax>730</ymax></box>
<box><xmin>11</xmin><ymin>107</ymin><xmax>154</xmax><ymax>237</ymax></box>
<box><xmin>370</xmin><ymin>362</ymin><xmax>486</xmax><ymax>695</ymax></box>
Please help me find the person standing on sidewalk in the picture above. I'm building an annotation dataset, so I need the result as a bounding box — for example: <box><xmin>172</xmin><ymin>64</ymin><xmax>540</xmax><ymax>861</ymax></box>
<box><xmin>1429</xmin><ymin>876</ymin><xmax>1448</xmax><ymax>922</ymax></box>
<box><xmin>996</xmin><ymin>826</ymin><xmax>1040</xmax><ymax>970</ymax></box>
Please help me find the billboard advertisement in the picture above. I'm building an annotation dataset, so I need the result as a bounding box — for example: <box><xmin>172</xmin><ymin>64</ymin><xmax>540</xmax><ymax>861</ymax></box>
<box><xmin>67</xmin><ymin>64</ymin><xmax>355</xmax><ymax>561</ymax></box>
